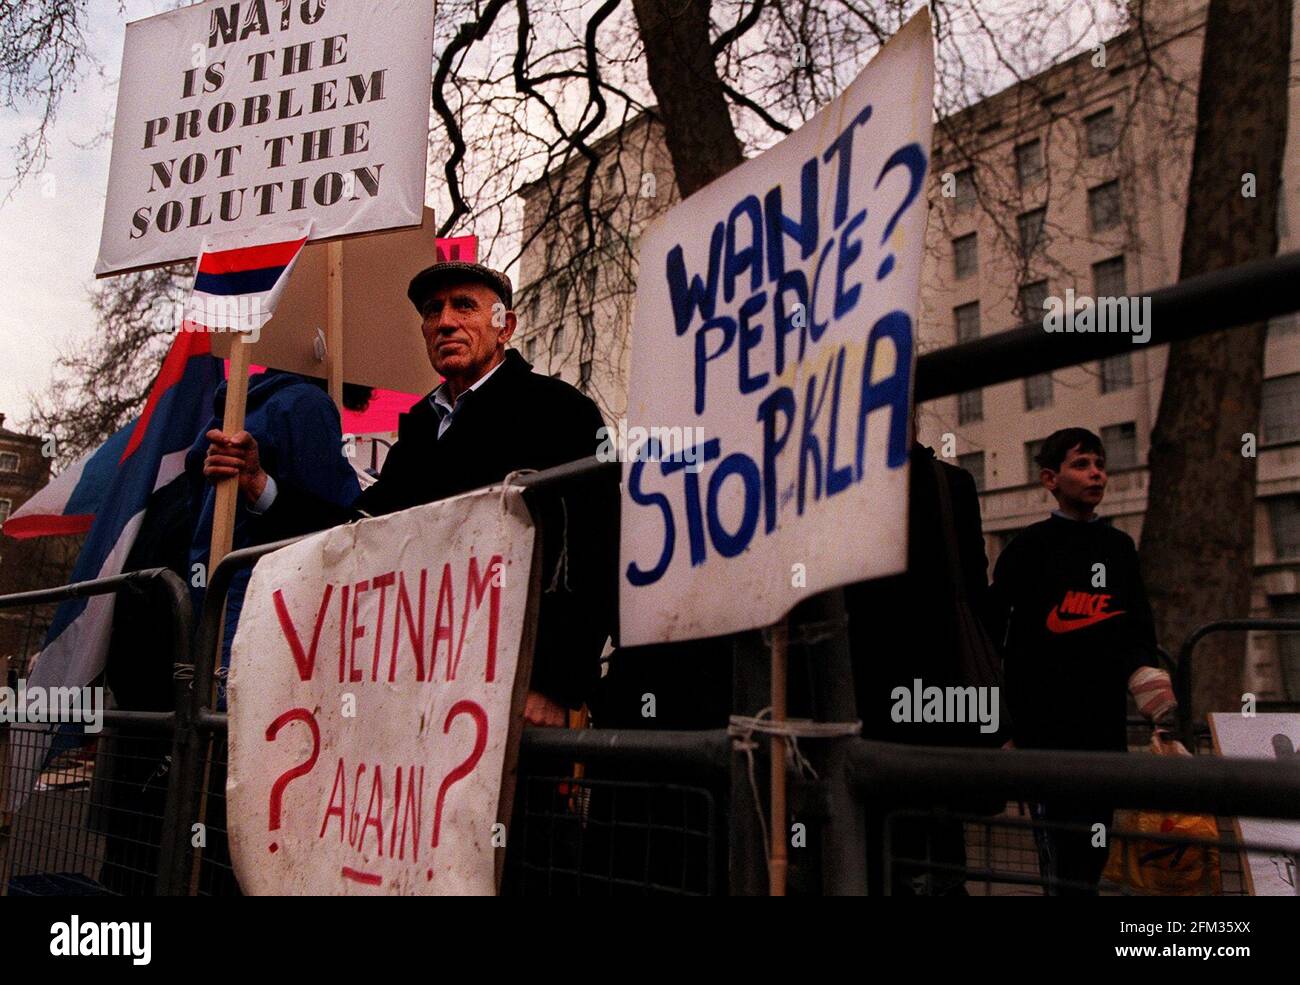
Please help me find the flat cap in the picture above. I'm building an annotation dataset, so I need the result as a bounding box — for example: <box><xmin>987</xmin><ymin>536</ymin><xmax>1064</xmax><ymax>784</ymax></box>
<box><xmin>407</xmin><ymin>260</ymin><xmax>513</xmax><ymax>313</ymax></box>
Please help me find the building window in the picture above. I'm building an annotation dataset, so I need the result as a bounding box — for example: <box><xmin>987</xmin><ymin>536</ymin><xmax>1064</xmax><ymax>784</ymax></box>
<box><xmin>1017</xmin><ymin>279</ymin><xmax>1050</xmax><ymax>323</ymax></box>
<box><xmin>958</xmin><ymin>389</ymin><xmax>984</xmax><ymax>425</ymax></box>
<box><xmin>0</xmin><ymin>452</ymin><xmax>17</xmax><ymax>473</ymax></box>
<box><xmin>1085</xmin><ymin>106</ymin><xmax>1118</xmax><ymax>156</ymax></box>
<box><xmin>1025</xmin><ymin>439</ymin><xmax>1047</xmax><ymax>482</ymax></box>
<box><xmin>953</xmin><ymin>167</ymin><xmax>976</xmax><ymax>211</ymax></box>
<box><xmin>953</xmin><ymin>233</ymin><xmax>978</xmax><ymax>280</ymax></box>
<box><xmin>1024</xmin><ymin>373</ymin><xmax>1054</xmax><ymax>411</ymax></box>
<box><xmin>553</xmin><ymin>324</ymin><xmax>566</xmax><ymax>357</ymax></box>
<box><xmin>1015</xmin><ymin>139</ymin><xmax>1044</xmax><ymax>187</ymax></box>
<box><xmin>1093</xmin><ymin>255</ymin><xmax>1127</xmax><ymax>297</ymax></box>
<box><xmin>1262</xmin><ymin>373</ymin><xmax>1300</xmax><ymax>444</ymax></box>
<box><xmin>957</xmin><ymin>451</ymin><xmax>986</xmax><ymax>492</ymax></box>
<box><xmin>954</xmin><ymin>301</ymin><xmax>980</xmax><ymax>343</ymax></box>
<box><xmin>1269</xmin><ymin>313</ymin><xmax>1300</xmax><ymax>340</ymax></box>
<box><xmin>1017</xmin><ymin>207</ymin><xmax>1046</xmax><ymax>256</ymax></box>
<box><xmin>1268</xmin><ymin>496</ymin><xmax>1300</xmax><ymax>559</ymax></box>
<box><xmin>0</xmin><ymin>498</ymin><xmax>10</xmax><ymax>524</ymax></box>
<box><xmin>1101</xmin><ymin>421</ymin><xmax>1138</xmax><ymax>469</ymax></box>
<box><xmin>524</xmin><ymin>336</ymin><xmax>538</xmax><ymax>362</ymax></box>
<box><xmin>1100</xmin><ymin>353</ymin><xmax>1134</xmax><ymax>393</ymax></box>
<box><xmin>1273</xmin><ymin>594</ymin><xmax>1300</xmax><ymax>702</ymax></box>
<box><xmin>1088</xmin><ymin>180</ymin><xmax>1122</xmax><ymax>232</ymax></box>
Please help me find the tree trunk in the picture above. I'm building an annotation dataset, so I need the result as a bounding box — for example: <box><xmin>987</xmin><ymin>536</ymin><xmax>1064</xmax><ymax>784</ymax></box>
<box><xmin>630</xmin><ymin>0</ymin><xmax>744</xmax><ymax>197</ymax></box>
<box><xmin>1139</xmin><ymin>0</ymin><xmax>1292</xmax><ymax>721</ymax></box>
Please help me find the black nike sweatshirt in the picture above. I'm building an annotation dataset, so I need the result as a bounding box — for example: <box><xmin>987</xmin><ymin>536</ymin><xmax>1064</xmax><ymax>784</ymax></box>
<box><xmin>988</xmin><ymin>514</ymin><xmax>1159</xmax><ymax>752</ymax></box>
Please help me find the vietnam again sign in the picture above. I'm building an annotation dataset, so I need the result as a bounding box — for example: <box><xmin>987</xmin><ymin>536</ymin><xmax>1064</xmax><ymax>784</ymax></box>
<box><xmin>96</xmin><ymin>0</ymin><xmax>435</xmax><ymax>276</ymax></box>
<box><xmin>227</xmin><ymin>488</ymin><xmax>537</xmax><ymax>895</ymax></box>
<box><xmin>619</xmin><ymin>12</ymin><xmax>934</xmax><ymax>645</ymax></box>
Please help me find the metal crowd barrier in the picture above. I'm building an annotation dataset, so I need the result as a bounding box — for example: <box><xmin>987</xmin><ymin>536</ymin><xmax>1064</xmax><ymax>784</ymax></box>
<box><xmin>1174</xmin><ymin>619</ymin><xmax>1300</xmax><ymax>747</ymax></box>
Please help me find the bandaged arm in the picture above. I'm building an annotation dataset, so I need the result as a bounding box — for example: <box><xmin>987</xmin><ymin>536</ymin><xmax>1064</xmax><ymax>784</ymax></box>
<box><xmin>1129</xmin><ymin>665</ymin><xmax>1177</xmax><ymax>727</ymax></box>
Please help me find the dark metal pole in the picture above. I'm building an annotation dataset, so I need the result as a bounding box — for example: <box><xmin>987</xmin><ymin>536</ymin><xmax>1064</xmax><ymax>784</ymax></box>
<box><xmin>914</xmin><ymin>249</ymin><xmax>1300</xmax><ymax>401</ymax></box>
<box><xmin>796</xmin><ymin>589</ymin><xmax>868</xmax><ymax>895</ymax></box>
<box><xmin>1174</xmin><ymin>618</ymin><xmax>1300</xmax><ymax>745</ymax></box>
<box><xmin>850</xmin><ymin>739</ymin><xmax>1300</xmax><ymax>819</ymax></box>
<box><xmin>729</xmin><ymin>628</ymin><xmax>771</xmax><ymax>895</ymax></box>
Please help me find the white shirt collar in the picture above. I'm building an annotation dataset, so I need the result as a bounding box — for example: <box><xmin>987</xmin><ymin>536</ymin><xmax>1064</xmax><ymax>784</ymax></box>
<box><xmin>430</xmin><ymin>356</ymin><xmax>506</xmax><ymax>415</ymax></box>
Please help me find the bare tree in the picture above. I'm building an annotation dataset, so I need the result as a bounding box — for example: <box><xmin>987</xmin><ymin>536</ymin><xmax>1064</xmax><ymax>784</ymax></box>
<box><xmin>1139</xmin><ymin>0</ymin><xmax>1293</xmax><ymax>718</ymax></box>
<box><xmin>25</xmin><ymin>263</ymin><xmax>190</xmax><ymax>468</ymax></box>
<box><xmin>422</xmin><ymin>0</ymin><xmax>1135</xmax><ymax>424</ymax></box>
<box><xmin>0</xmin><ymin>0</ymin><xmax>102</xmax><ymax>193</ymax></box>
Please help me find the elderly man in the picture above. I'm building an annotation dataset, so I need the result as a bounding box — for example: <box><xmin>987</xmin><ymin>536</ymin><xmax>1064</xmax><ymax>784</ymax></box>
<box><xmin>202</xmin><ymin>260</ymin><xmax>617</xmax><ymax>725</ymax></box>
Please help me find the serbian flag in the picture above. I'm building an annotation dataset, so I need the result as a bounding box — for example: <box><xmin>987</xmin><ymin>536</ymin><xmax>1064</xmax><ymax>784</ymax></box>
<box><xmin>3</xmin><ymin>424</ymin><xmax>134</xmax><ymax>539</ymax></box>
<box><xmin>6</xmin><ymin>329</ymin><xmax>221</xmax><ymax>810</ymax></box>
<box><xmin>187</xmin><ymin>222</ymin><xmax>311</xmax><ymax>331</ymax></box>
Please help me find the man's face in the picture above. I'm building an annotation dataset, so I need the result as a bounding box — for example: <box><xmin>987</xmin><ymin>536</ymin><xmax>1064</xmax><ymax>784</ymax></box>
<box><xmin>1042</xmin><ymin>444</ymin><xmax>1107</xmax><ymax>512</ymax></box>
<box><xmin>419</xmin><ymin>281</ymin><xmax>516</xmax><ymax>381</ymax></box>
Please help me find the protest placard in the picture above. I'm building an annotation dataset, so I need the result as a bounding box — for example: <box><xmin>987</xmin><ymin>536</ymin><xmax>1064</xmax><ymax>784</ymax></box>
<box><xmin>95</xmin><ymin>0</ymin><xmax>435</xmax><ymax>277</ymax></box>
<box><xmin>226</xmin><ymin>486</ymin><xmax>538</xmax><ymax>895</ymax></box>
<box><xmin>1208</xmin><ymin>712</ymin><xmax>1300</xmax><ymax>896</ymax></box>
<box><xmin>618</xmin><ymin>11</ymin><xmax>934</xmax><ymax>645</ymax></box>
<box><xmin>207</xmin><ymin>207</ymin><xmax>444</xmax><ymax>396</ymax></box>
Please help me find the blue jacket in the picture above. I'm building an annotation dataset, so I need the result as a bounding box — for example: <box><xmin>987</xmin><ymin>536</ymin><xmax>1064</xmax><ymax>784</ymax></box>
<box><xmin>185</xmin><ymin>371</ymin><xmax>361</xmax><ymax>684</ymax></box>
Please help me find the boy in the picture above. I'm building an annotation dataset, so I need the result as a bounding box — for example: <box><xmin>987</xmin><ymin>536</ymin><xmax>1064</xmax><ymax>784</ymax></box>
<box><xmin>989</xmin><ymin>427</ymin><xmax>1177</xmax><ymax>894</ymax></box>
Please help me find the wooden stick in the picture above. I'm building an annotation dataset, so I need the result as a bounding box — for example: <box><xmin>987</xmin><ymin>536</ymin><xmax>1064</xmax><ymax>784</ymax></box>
<box><xmin>189</xmin><ymin>332</ymin><xmax>252</xmax><ymax>894</ymax></box>
<box><xmin>326</xmin><ymin>239</ymin><xmax>344</xmax><ymax>411</ymax></box>
<box><xmin>209</xmin><ymin>335</ymin><xmax>252</xmax><ymax>570</ymax></box>
<box><xmin>769</xmin><ymin>617</ymin><xmax>789</xmax><ymax>896</ymax></box>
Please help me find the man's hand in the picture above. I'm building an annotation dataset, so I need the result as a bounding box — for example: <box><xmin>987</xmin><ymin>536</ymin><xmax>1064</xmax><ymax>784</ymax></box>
<box><xmin>203</xmin><ymin>429</ymin><xmax>267</xmax><ymax>503</ymax></box>
<box><xmin>523</xmin><ymin>690</ymin><xmax>567</xmax><ymax>727</ymax></box>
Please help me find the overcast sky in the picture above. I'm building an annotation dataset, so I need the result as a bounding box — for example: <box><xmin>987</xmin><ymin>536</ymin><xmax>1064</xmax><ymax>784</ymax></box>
<box><xmin>0</xmin><ymin>1</ymin><xmax>164</xmax><ymax>428</ymax></box>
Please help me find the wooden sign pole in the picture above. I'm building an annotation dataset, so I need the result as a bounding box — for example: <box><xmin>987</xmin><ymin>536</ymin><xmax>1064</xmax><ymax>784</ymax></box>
<box><xmin>770</xmin><ymin>617</ymin><xmax>789</xmax><ymax>896</ymax></box>
<box><xmin>326</xmin><ymin>240</ymin><xmax>344</xmax><ymax>411</ymax></box>
<box><xmin>209</xmin><ymin>334</ymin><xmax>253</xmax><ymax>569</ymax></box>
<box><xmin>190</xmin><ymin>330</ymin><xmax>252</xmax><ymax>894</ymax></box>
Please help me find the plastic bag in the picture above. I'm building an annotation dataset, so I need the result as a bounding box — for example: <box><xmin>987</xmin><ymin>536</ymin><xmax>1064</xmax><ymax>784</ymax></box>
<box><xmin>1101</xmin><ymin>735</ymin><xmax>1222</xmax><ymax>895</ymax></box>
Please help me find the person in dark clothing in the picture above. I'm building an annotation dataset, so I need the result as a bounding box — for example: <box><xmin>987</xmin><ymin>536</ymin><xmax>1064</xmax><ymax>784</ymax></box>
<box><xmin>96</xmin><ymin>479</ymin><xmax>193</xmax><ymax>895</ymax></box>
<box><xmin>186</xmin><ymin>369</ymin><xmax>364</xmax><ymax>687</ymax></box>
<box><xmin>988</xmin><ymin>427</ymin><xmax>1177</xmax><ymax>895</ymax></box>
<box><xmin>200</xmin><ymin>260</ymin><xmax>618</xmax><ymax>724</ymax></box>
<box><xmin>846</xmin><ymin>442</ymin><xmax>1001</xmax><ymax>895</ymax></box>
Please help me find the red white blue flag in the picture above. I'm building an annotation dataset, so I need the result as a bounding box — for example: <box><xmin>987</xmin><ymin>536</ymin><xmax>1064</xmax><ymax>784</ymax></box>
<box><xmin>5</xmin><ymin>329</ymin><xmax>221</xmax><ymax>809</ymax></box>
<box><xmin>186</xmin><ymin>223</ymin><xmax>311</xmax><ymax>332</ymax></box>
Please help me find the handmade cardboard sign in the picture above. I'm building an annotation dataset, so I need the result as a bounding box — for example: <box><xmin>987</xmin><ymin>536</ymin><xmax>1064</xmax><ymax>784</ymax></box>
<box><xmin>1208</xmin><ymin>712</ymin><xmax>1300</xmax><ymax>896</ymax></box>
<box><xmin>96</xmin><ymin>0</ymin><xmax>435</xmax><ymax>276</ymax></box>
<box><xmin>207</xmin><ymin>207</ymin><xmax>441</xmax><ymax>395</ymax></box>
<box><xmin>227</xmin><ymin>486</ymin><xmax>537</xmax><ymax>895</ymax></box>
<box><xmin>619</xmin><ymin>12</ymin><xmax>934</xmax><ymax>644</ymax></box>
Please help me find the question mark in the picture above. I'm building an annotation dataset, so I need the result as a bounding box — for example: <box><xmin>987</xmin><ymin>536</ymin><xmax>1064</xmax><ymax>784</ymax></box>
<box><xmin>265</xmin><ymin>707</ymin><xmax>321</xmax><ymax>852</ymax></box>
<box><xmin>873</xmin><ymin>142</ymin><xmax>927</xmax><ymax>281</ymax></box>
<box><xmin>431</xmin><ymin>700</ymin><xmax>488</xmax><ymax>849</ymax></box>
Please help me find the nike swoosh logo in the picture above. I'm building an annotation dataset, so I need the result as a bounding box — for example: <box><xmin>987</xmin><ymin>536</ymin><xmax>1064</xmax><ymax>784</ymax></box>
<box><xmin>1046</xmin><ymin>608</ymin><xmax>1125</xmax><ymax>633</ymax></box>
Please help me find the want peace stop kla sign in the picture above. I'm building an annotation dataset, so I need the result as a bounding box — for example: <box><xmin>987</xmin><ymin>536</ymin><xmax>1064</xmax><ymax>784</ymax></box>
<box><xmin>619</xmin><ymin>11</ymin><xmax>934</xmax><ymax>646</ymax></box>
